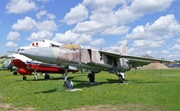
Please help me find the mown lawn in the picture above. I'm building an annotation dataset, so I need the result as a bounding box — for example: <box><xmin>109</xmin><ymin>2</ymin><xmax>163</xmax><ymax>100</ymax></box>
<box><xmin>0</xmin><ymin>69</ymin><xmax>180</xmax><ymax>111</ymax></box>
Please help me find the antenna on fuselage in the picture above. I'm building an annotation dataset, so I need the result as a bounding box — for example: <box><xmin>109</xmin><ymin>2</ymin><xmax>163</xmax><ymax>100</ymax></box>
<box><xmin>100</xmin><ymin>39</ymin><xmax>102</xmax><ymax>50</ymax></box>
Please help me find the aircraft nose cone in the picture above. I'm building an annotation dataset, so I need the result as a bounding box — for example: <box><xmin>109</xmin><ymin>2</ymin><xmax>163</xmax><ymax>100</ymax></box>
<box><xmin>19</xmin><ymin>47</ymin><xmax>56</xmax><ymax>63</ymax></box>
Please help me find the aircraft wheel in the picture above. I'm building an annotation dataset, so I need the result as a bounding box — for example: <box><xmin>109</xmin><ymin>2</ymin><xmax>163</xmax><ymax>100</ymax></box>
<box><xmin>44</xmin><ymin>74</ymin><xmax>50</xmax><ymax>80</ymax></box>
<box><xmin>23</xmin><ymin>75</ymin><xmax>27</xmax><ymax>80</ymax></box>
<box><xmin>88</xmin><ymin>73</ymin><xmax>95</xmax><ymax>83</ymax></box>
<box><xmin>118</xmin><ymin>75</ymin><xmax>123</xmax><ymax>83</ymax></box>
<box><xmin>13</xmin><ymin>72</ymin><xmax>18</xmax><ymax>75</ymax></box>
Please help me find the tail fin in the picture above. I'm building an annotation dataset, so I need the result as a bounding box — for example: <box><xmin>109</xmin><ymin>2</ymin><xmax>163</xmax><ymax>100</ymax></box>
<box><xmin>119</xmin><ymin>42</ymin><xmax>128</xmax><ymax>55</ymax></box>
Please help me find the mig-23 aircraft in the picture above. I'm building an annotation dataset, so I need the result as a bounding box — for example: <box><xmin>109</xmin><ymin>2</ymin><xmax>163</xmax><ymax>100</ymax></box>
<box><xmin>19</xmin><ymin>42</ymin><xmax>172</xmax><ymax>88</ymax></box>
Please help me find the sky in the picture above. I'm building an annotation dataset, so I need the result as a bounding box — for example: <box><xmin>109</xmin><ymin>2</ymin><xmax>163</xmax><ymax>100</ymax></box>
<box><xmin>0</xmin><ymin>0</ymin><xmax>180</xmax><ymax>60</ymax></box>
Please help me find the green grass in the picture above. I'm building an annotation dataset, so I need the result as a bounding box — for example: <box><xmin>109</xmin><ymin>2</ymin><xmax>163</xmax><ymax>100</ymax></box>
<box><xmin>0</xmin><ymin>69</ymin><xmax>180</xmax><ymax>111</ymax></box>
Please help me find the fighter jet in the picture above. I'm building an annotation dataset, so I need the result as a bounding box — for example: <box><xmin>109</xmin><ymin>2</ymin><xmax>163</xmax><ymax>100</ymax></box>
<box><xmin>19</xmin><ymin>43</ymin><xmax>172</xmax><ymax>88</ymax></box>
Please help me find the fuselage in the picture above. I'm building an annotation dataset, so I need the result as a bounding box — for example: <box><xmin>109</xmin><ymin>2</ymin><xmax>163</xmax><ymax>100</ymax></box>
<box><xmin>20</xmin><ymin>47</ymin><xmax>131</xmax><ymax>73</ymax></box>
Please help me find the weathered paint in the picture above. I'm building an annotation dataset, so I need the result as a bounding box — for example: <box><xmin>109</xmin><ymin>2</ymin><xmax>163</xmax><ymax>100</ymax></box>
<box><xmin>81</xmin><ymin>48</ymin><xmax>90</xmax><ymax>64</ymax></box>
<box><xmin>55</xmin><ymin>47</ymin><xmax>80</xmax><ymax>63</ymax></box>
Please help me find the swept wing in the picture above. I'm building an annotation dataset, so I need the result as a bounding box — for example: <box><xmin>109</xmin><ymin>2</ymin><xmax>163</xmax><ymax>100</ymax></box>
<box><xmin>99</xmin><ymin>50</ymin><xmax>173</xmax><ymax>68</ymax></box>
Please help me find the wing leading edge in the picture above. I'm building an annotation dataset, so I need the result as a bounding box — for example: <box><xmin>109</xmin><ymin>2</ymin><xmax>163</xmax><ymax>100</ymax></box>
<box><xmin>99</xmin><ymin>50</ymin><xmax>173</xmax><ymax>68</ymax></box>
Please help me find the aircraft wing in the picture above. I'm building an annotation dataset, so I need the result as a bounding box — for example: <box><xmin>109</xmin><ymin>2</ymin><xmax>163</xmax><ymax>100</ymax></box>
<box><xmin>0</xmin><ymin>53</ymin><xmax>8</xmax><ymax>58</ymax></box>
<box><xmin>99</xmin><ymin>50</ymin><xmax>173</xmax><ymax>68</ymax></box>
<box><xmin>120</xmin><ymin>55</ymin><xmax>173</xmax><ymax>63</ymax></box>
<box><xmin>0</xmin><ymin>52</ymin><xmax>16</xmax><ymax>59</ymax></box>
<box><xmin>99</xmin><ymin>50</ymin><xmax>120</xmax><ymax>58</ymax></box>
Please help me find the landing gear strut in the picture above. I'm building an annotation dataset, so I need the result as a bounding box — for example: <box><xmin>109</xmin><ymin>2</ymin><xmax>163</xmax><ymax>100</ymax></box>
<box><xmin>62</xmin><ymin>67</ymin><xmax>74</xmax><ymax>90</ymax></box>
<box><xmin>34</xmin><ymin>70</ymin><xmax>38</xmax><ymax>81</ymax></box>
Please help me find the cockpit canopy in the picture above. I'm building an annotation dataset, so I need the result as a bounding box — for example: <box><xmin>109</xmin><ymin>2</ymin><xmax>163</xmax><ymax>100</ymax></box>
<box><xmin>63</xmin><ymin>44</ymin><xmax>81</xmax><ymax>50</ymax></box>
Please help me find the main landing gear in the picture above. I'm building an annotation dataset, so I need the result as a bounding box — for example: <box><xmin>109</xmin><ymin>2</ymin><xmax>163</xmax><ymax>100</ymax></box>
<box><xmin>23</xmin><ymin>75</ymin><xmax>27</xmax><ymax>80</ymax></box>
<box><xmin>44</xmin><ymin>73</ymin><xmax>50</xmax><ymax>80</ymax></box>
<box><xmin>87</xmin><ymin>72</ymin><xmax>95</xmax><ymax>84</ymax></box>
<box><xmin>63</xmin><ymin>68</ymin><xmax>74</xmax><ymax>90</ymax></box>
<box><xmin>22</xmin><ymin>72</ymin><xmax>50</xmax><ymax>81</ymax></box>
<box><xmin>116</xmin><ymin>72</ymin><xmax>125</xmax><ymax>83</ymax></box>
<box><xmin>87</xmin><ymin>71</ymin><xmax>125</xmax><ymax>84</ymax></box>
<box><xmin>62</xmin><ymin>67</ymin><xmax>126</xmax><ymax>89</ymax></box>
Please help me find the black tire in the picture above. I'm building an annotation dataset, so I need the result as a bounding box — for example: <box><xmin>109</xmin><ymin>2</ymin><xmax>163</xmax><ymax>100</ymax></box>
<box><xmin>23</xmin><ymin>75</ymin><xmax>27</xmax><ymax>80</ymax></box>
<box><xmin>13</xmin><ymin>72</ymin><xmax>18</xmax><ymax>75</ymax></box>
<box><xmin>44</xmin><ymin>75</ymin><xmax>50</xmax><ymax>80</ymax></box>
<box><xmin>88</xmin><ymin>73</ymin><xmax>95</xmax><ymax>83</ymax></box>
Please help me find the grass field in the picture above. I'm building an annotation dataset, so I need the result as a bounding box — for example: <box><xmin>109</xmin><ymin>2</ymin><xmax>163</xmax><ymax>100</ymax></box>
<box><xmin>0</xmin><ymin>69</ymin><xmax>180</xmax><ymax>111</ymax></box>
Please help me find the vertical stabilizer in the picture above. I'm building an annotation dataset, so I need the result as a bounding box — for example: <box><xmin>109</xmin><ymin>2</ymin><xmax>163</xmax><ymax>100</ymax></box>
<box><xmin>119</xmin><ymin>42</ymin><xmax>128</xmax><ymax>55</ymax></box>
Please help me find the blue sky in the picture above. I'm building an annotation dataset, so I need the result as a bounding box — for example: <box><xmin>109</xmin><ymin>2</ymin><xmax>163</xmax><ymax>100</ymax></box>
<box><xmin>0</xmin><ymin>0</ymin><xmax>180</xmax><ymax>60</ymax></box>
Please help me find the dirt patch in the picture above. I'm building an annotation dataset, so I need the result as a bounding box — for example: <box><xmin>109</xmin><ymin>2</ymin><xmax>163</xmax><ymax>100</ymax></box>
<box><xmin>0</xmin><ymin>103</ymin><xmax>11</xmax><ymax>109</ymax></box>
<box><xmin>0</xmin><ymin>103</ymin><xmax>35</xmax><ymax>111</ymax></box>
<box><xmin>0</xmin><ymin>93</ymin><xmax>35</xmax><ymax>111</ymax></box>
<box><xmin>0</xmin><ymin>94</ymin><xmax>3</xmax><ymax>99</ymax></box>
<box><xmin>0</xmin><ymin>103</ymin><xmax>34</xmax><ymax>111</ymax></box>
<box><xmin>62</xmin><ymin>104</ymin><xmax>167</xmax><ymax>111</ymax></box>
<box><xmin>140</xmin><ymin>63</ymin><xmax>169</xmax><ymax>70</ymax></box>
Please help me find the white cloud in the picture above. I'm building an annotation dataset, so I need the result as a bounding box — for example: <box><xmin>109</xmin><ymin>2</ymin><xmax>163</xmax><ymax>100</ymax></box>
<box><xmin>52</xmin><ymin>30</ymin><xmax>103</xmax><ymax>47</ymax></box>
<box><xmin>125</xmin><ymin>25</ymin><xmax>153</xmax><ymax>40</ymax></box>
<box><xmin>27</xmin><ymin>31</ymin><xmax>53</xmax><ymax>41</ymax></box>
<box><xmin>73</xmin><ymin>20</ymin><xmax>112</xmax><ymax>34</ymax></box>
<box><xmin>176</xmin><ymin>39</ymin><xmax>180</xmax><ymax>43</ymax></box>
<box><xmin>7</xmin><ymin>31</ymin><xmax>20</xmax><ymax>41</ymax></box>
<box><xmin>102</xmin><ymin>26</ymin><xmax>130</xmax><ymax>35</ymax></box>
<box><xmin>70</xmin><ymin>2</ymin><xmax>129</xmax><ymax>34</ymax></box>
<box><xmin>6</xmin><ymin>0</ymin><xmax>36</xmax><ymax>14</ymax></box>
<box><xmin>90</xmin><ymin>38</ymin><xmax>105</xmax><ymax>46</ymax></box>
<box><xmin>52</xmin><ymin>31</ymin><xmax>106</xmax><ymax>47</ymax></box>
<box><xmin>5</xmin><ymin>41</ymin><xmax>18</xmax><ymax>47</ymax></box>
<box><xmin>37</xmin><ymin>20</ymin><xmax>57</xmax><ymax>31</ymax></box>
<box><xmin>170</xmin><ymin>44</ymin><xmax>180</xmax><ymax>51</ymax></box>
<box><xmin>72</xmin><ymin>0</ymin><xmax>174</xmax><ymax>35</ymax></box>
<box><xmin>36</xmin><ymin>10</ymin><xmax>56</xmax><ymax>20</ymax></box>
<box><xmin>83</xmin><ymin>0</ymin><xmax>126</xmax><ymax>13</ymax></box>
<box><xmin>114</xmin><ymin>0</ymin><xmax>173</xmax><ymax>24</ymax></box>
<box><xmin>161</xmin><ymin>50</ymin><xmax>170</xmax><ymax>54</ymax></box>
<box><xmin>126</xmin><ymin>14</ymin><xmax>180</xmax><ymax>40</ymax></box>
<box><xmin>146</xmin><ymin>14</ymin><xmax>180</xmax><ymax>36</ymax></box>
<box><xmin>75</xmin><ymin>34</ymin><xmax>92</xmax><ymax>45</ymax></box>
<box><xmin>12</xmin><ymin>16</ymin><xmax>57</xmax><ymax>32</ymax></box>
<box><xmin>52</xmin><ymin>30</ymin><xmax>80</xmax><ymax>43</ymax></box>
<box><xmin>46</xmin><ymin>13</ymin><xmax>56</xmax><ymax>19</ymax></box>
<box><xmin>72</xmin><ymin>11</ymin><xmax>122</xmax><ymax>34</ymax></box>
<box><xmin>129</xmin><ymin>0</ymin><xmax>173</xmax><ymax>14</ymax></box>
<box><xmin>61</xmin><ymin>4</ymin><xmax>88</xmax><ymax>25</ymax></box>
<box><xmin>12</xmin><ymin>16</ymin><xmax>37</xmax><ymax>31</ymax></box>
<box><xmin>132</xmin><ymin>40</ymin><xmax>165</xmax><ymax>48</ymax></box>
<box><xmin>36</xmin><ymin>10</ymin><xmax>47</xmax><ymax>19</ymax></box>
<box><xmin>115</xmin><ymin>8</ymin><xmax>142</xmax><ymax>24</ymax></box>
<box><xmin>146</xmin><ymin>51</ymin><xmax>152</xmax><ymax>55</ymax></box>
<box><xmin>37</xmin><ymin>0</ymin><xmax>52</xmax><ymax>3</ymax></box>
